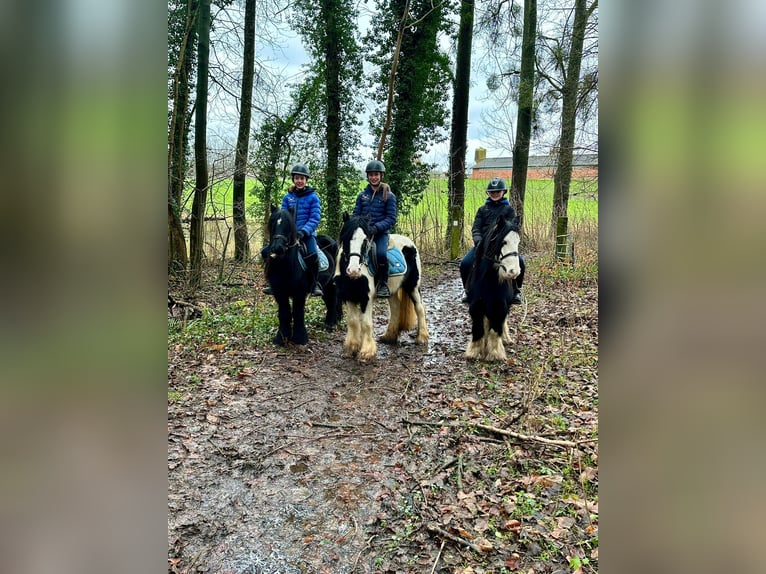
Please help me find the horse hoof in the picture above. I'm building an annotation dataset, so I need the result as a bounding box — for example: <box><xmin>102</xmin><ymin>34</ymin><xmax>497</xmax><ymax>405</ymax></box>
<box><xmin>272</xmin><ymin>333</ymin><xmax>288</xmax><ymax>346</ymax></box>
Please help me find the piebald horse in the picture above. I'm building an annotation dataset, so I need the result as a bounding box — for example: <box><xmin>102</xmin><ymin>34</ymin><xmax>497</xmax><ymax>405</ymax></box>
<box><xmin>334</xmin><ymin>213</ymin><xmax>429</xmax><ymax>360</ymax></box>
<box><xmin>465</xmin><ymin>205</ymin><xmax>521</xmax><ymax>361</ymax></box>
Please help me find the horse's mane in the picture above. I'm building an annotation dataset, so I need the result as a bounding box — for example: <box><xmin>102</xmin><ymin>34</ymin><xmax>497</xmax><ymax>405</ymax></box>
<box><xmin>476</xmin><ymin>205</ymin><xmax>520</xmax><ymax>261</ymax></box>
<box><xmin>339</xmin><ymin>213</ymin><xmax>372</xmax><ymax>246</ymax></box>
<box><xmin>269</xmin><ymin>206</ymin><xmax>297</xmax><ymax>242</ymax></box>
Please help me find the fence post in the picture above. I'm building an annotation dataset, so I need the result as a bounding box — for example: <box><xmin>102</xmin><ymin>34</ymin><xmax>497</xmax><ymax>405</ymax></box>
<box><xmin>555</xmin><ymin>216</ymin><xmax>569</xmax><ymax>262</ymax></box>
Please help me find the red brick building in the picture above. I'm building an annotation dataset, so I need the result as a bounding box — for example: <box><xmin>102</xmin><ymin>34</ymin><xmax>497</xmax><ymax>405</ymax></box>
<box><xmin>470</xmin><ymin>152</ymin><xmax>598</xmax><ymax>180</ymax></box>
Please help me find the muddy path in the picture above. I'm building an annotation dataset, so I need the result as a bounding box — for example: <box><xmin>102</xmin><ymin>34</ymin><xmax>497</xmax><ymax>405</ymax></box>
<box><xmin>168</xmin><ymin>263</ymin><xmax>598</xmax><ymax>573</ymax></box>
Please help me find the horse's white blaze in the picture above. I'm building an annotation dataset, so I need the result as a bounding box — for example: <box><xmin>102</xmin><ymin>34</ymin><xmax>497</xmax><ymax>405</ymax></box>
<box><xmin>497</xmin><ymin>230</ymin><xmax>521</xmax><ymax>281</ymax></box>
<box><xmin>345</xmin><ymin>227</ymin><xmax>368</xmax><ymax>278</ymax></box>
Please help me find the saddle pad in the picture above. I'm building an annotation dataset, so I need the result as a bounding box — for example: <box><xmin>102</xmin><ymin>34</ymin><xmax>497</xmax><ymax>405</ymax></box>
<box><xmin>386</xmin><ymin>247</ymin><xmax>407</xmax><ymax>276</ymax></box>
<box><xmin>298</xmin><ymin>249</ymin><xmax>330</xmax><ymax>272</ymax></box>
<box><xmin>317</xmin><ymin>249</ymin><xmax>329</xmax><ymax>272</ymax></box>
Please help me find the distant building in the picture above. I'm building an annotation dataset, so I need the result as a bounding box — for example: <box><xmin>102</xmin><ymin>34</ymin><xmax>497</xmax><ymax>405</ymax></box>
<box><xmin>470</xmin><ymin>152</ymin><xmax>598</xmax><ymax>180</ymax></box>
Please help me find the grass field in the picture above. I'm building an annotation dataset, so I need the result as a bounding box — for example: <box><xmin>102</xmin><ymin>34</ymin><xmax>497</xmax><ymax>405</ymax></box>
<box><xmin>186</xmin><ymin>176</ymin><xmax>598</xmax><ymax>261</ymax></box>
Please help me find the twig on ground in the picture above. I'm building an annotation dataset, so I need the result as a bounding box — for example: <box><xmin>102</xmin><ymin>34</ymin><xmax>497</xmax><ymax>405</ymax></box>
<box><xmin>351</xmin><ymin>535</ymin><xmax>376</xmax><ymax>573</ymax></box>
<box><xmin>430</xmin><ymin>538</ymin><xmax>446</xmax><ymax>574</ymax></box>
<box><xmin>426</xmin><ymin>523</ymin><xmax>483</xmax><ymax>553</ymax></box>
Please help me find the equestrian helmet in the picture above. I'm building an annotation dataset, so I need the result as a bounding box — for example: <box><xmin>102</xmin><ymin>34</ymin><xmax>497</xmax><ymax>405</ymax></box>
<box><xmin>486</xmin><ymin>178</ymin><xmax>508</xmax><ymax>194</ymax></box>
<box><xmin>365</xmin><ymin>160</ymin><xmax>386</xmax><ymax>174</ymax></box>
<box><xmin>291</xmin><ymin>163</ymin><xmax>310</xmax><ymax>179</ymax></box>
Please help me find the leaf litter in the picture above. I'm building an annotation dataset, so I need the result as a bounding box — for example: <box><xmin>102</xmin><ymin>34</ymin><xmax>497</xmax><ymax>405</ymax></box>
<box><xmin>168</xmin><ymin>261</ymin><xmax>598</xmax><ymax>573</ymax></box>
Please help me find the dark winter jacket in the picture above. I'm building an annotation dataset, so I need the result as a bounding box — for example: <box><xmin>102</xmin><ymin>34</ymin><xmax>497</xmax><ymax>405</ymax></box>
<box><xmin>471</xmin><ymin>198</ymin><xmax>515</xmax><ymax>245</ymax></box>
<box><xmin>352</xmin><ymin>183</ymin><xmax>397</xmax><ymax>236</ymax></box>
<box><xmin>281</xmin><ymin>185</ymin><xmax>321</xmax><ymax>236</ymax></box>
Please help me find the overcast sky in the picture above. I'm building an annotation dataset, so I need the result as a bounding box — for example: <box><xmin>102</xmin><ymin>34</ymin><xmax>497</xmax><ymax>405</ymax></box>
<box><xmin>205</xmin><ymin>6</ymin><xmax>517</xmax><ymax>171</ymax></box>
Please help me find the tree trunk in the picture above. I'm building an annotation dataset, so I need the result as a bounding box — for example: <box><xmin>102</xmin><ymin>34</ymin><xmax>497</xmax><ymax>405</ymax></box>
<box><xmin>551</xmin><ymin>0</ymin><xmax>589</xmax><ymax>232</ymax></box>
<box><xmin>509</xmin><ymin>0</ymin><xmax>537</xmax><ymax>229</ymax></box>
<box><xmin>233</xmin><ymin>0</ymin><xmax>256</xmax><ymax>262</ymax></box>
<box><xmin>377</xmin><ymin>0</ymin><xmax>411</xmax><ymax>158</ymax></box>
<box><xmin>167</xmin><ymin>0</ymin><xmax>197</xmax><ymax>274</ymax></box>
<box><xmin>447</xmin><ymin>0</ymin><xmax>474</xmax><ymax>258</ymax></box>
<box><xmin>323</xmin><ymin>0</ymin><xmax>342</xmax><ymax>238</ymax></box>
<box><xmin>189</xmin><ymin>0</ymin><xmax>211</xmax><ymax>288</ymax></box>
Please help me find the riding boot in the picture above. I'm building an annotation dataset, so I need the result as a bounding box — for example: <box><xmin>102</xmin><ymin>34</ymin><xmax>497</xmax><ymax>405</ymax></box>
<box><xmin>306</xmin><ymin>254</ymin><xmax>323</xmax><ymax>297</ymax></box>
<box><xmin>511</xmin><ymin>255</ymin><xmax>525</xmax><ymax>304</ymax></box>
<box><xmin>375</xmin><ymin>266</ymin><xmax>390</xmax><ymax>298</ymax></box>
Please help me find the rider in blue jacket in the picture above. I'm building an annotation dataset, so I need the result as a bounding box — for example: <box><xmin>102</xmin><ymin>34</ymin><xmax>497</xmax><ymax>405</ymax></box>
<box><xmin>353</xmin><ymin>160</ymin><xmax>397</xmax><ymax>297</ymax></box>
<box><xmin>460</xmin><ymin>178</ymin><xmax>525</xmax><ymax>304</ymax></box>
<box><xmin>263</xmin><ymin>163</ymin><xmax>324</xmax><ymax>297</ymax></box>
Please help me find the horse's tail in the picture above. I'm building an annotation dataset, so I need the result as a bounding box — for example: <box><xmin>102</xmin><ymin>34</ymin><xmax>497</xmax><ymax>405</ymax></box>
<box><xmin>398</xmin><ymin>245</ymin><xmax>420</xmax><ymax>331</ymax></box>
<box><xmin>397</xmin><ymin>291</ymin><xmax>417</xmax><ymax>331</ymax></box>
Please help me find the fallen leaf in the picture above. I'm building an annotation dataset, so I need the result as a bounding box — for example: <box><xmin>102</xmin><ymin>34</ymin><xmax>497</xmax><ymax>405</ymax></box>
<box><xmin>504</xmin><ymin>554</ymin><xmax>520</xmax><ymax>570</ymax></box>
<box><xmin>475</xmin><ymin>537</ymin><xmax>493</xmax><ymax>552</ymax></box>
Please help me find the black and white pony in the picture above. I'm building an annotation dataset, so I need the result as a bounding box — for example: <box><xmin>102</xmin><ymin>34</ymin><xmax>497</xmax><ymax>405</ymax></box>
<box><xmin>264</xmin><ymin>205</ymin><xmax>340</xmax><ymax>345</ymax></box>
<box><xmin>465</xmin><ymin>205</ymin><xmax>522</xmax><ymax>361</ymax></box>
<box><xmin>334</xmin><ymin>213</ymin><xmax>429</xmax><ymax>360</ymax></box>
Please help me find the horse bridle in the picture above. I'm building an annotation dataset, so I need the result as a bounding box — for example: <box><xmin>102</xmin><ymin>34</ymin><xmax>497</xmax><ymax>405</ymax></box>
<box><xmin>345</xmin><ymin>234</ymin><xmax>373</xmax><ymax>270</ymax></box>
<box><xmin>270</xmin><ymin>233</ymin><xmax>298</xmax><ymax>247</ymax></box>
<box><xmin>483</xmin><ymin>229</ymin><xmax>519</xmax><ymax>274</ymax></box>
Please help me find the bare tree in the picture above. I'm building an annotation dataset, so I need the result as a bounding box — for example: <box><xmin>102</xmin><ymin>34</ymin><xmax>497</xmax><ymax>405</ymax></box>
<box><xmin>548</xmin><ymin>0</ymin><xmax>598</xmax><ymax>231</ymax></box>
<box><xmin>189</xmin><ymin>0</ymin><xmax>211</xmax><ymax>288</ymax></box>
<box><xmin>167</xmin><ymin>0</ymin><xmax>198</xmax><ymax>274</ymax></box>
<box><xmin>233</xmin><ymin>0</ymin><xmax>256</xmax><ymax>262</ymax></box>
<box><xmin>447</xmin><ymin>0</ymin><xmax>475</xmax><ymax>258</ymax></box>
<box><xmin>509</xmin><ymin>0</ymin><xmax>537</xmax><ymax>228</ymax></box>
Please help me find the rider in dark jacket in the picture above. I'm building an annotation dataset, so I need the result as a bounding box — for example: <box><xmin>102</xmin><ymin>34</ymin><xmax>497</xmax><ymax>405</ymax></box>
<box><xmin>460</xmin><ymin>178</ymin><xmax>525</xmax><ymax>304</ymax></box>
<box><xmin>352</xmin><ymin>160</ymin><xmax>397</xmax><ymax>297</ymax></box>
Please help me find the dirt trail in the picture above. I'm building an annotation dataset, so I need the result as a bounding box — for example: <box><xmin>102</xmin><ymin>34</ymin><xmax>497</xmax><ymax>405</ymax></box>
<box><xmin>168</xmin><ymin>264</ymin><xmax>598</xmax><ymax>573</ymax></box>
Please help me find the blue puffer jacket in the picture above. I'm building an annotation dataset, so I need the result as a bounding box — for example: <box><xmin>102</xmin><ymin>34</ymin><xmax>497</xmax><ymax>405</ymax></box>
<box><xmin>352</xmin><ymin>183</ymin><xmax>397</xmax><ymax>235</ymax></box>
<box><xmin>281</xmin><ymin>185</ymin><xmax>321</xmax><ymax>236</ymax></box>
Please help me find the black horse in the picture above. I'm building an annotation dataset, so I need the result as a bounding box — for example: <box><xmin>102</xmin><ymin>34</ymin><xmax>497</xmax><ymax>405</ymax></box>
<box><xmin>465</xmin><ymin>205</ymin><xmax>522</xmax><ymax>361</ymax></box>
<box><xmin>264</xmin><ymin>205</ymin><xmax>340</xmax><ymax>345</ymax></box>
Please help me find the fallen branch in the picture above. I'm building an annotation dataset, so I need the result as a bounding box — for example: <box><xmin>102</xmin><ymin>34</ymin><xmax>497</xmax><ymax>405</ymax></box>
<box><xmin>474</xmin><ymin>423</ymin><xmax>577</xmax><ymax>448</ymax></box>
<box><xmin>403</xmin><ymin>419</ymin><xmax>584</xmax><ymax>448</ymax></box>
<box><xmin>425</xmin><ymin>523</ymin><xmax>484</xmax><ymax>553</ymax></box>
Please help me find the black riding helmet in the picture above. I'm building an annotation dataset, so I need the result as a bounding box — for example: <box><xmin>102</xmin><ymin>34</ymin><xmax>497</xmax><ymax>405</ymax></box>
<box><xmin>486</xmin><ymin>178</ymin><xmax>507</xmax><ymax>195</ymax></box>
<box><xmin>291</xmin><ymin>163</ymin><xmax>310</xmax><ymax>179</ymax></box>
<box><xmin>365</xmin><ymin>160</ymin><xmax>386</xmax><ymax>175</ymax></box>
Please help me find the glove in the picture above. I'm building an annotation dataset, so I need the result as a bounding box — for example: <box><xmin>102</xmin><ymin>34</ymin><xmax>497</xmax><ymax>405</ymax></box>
<box><xmin>370</xmin><ymin>224</ymin><xmax>378</xmax><ymax>235</ymax></box>
<box><xmin>297</xmin><ymin>230</ymin><xmax>307</xmax><ymax>241</ymax></box>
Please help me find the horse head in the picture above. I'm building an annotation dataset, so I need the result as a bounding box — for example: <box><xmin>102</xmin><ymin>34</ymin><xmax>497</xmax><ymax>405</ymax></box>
<box><xmin>483</xmin><ymin>207</ymin><xmax>521</xmax><ymax>282</ymax></box>
<box><xmin>339</xmin><ymin>212</ymin><xmax>373</xmax><ymax>279</ymax></box>
<box><xmin>268</xmin><ymin>205</ymin><xmax>297</xmax><ymax>259</ymax></box>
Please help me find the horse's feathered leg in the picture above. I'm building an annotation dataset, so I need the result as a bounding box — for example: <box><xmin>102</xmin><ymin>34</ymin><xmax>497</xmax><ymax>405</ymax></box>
<box><xmin>380</xmin><ymin>291</ymin><xmax>402</xmax><ymax>344</ymax></box>
<box><xmin>485</xmin><ymin>328</ymin><xmax>507</xmax><ymax>362</ymax></box>
<box><xmin>273</xmin><ymin>294</ymin><xmax>293</xmax><ymax>345</ymax></box>
<box><xmin>343</xmin><ymin>303</ymin><xmax>362</xmax><ymax>357</ymax></box>
<box><xmin>291</xmin><ymin>295</ymin><xmax>309</xmax><ymax>345</ymax></box>
<box><xmin>357</xmin><ymin>303</ymin><xmax>377</xmax><ymax>360</ymax></box>
<box><xmin>465</xmin><ymin>304</ymin><xmax>487</xmax><ymax>359</ymax></box>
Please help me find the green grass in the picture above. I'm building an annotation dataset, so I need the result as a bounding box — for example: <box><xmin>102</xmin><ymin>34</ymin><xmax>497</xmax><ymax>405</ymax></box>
<box><xmin>182</xmin><ymin>175</ymin><xmax>598</xmax><ymax>260</ymax></box>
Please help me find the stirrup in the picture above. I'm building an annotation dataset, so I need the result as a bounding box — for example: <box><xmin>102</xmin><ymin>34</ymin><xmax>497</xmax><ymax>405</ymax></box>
<box><xmin>262</xmin><ymin>284</ymin><xmax>273</xmax><ymax>295</ymax></box>
<box><xmin>375</xmin><ymin>283</ymin><xmax>390</xmax><ymax>298</ymax></box>
<box><xmin>311</xmin><ymin>284</ymin><xmax>324</xmax><ymax>297</ymax></box>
